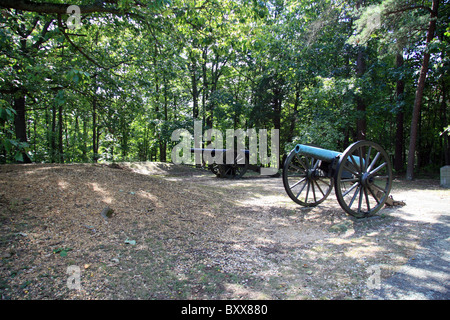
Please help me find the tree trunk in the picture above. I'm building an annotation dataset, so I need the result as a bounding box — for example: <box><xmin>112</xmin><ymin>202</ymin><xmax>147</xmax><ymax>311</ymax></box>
<box><xmin>440</xmin><ymin>84</ymin><xmax>449</xmax><ymax>165</ymax></box>
<box><xmin>191</xmin><ymin>61</ymin><xmax>199</xmax><ymax>119</ymax></box>
<box><xmin>438</xmin><ymin>27</ymin><xmax>449</xmax><ymax>165</ymax></box>
<box><xmin>13</xmin><ymin>93</ymin><xmax>32</xmax><ymax>163</ymax></box>
<box><xmin>50</xmin><ymin>103</ymin><xmax>56</xmax><ymax>162</ymax></box>
<box><xmin>82</xmin><ymin>115</ymin><xmax>88</xmax><ymax>162</ymax></box>
<box><xmin>288</xmin><ymin>85</ymin><xmax>300</xmax><ymax>143</ymax></box>
<box><xmin>33</xmin><ymin>110</ymin><xmax>37</xmax><ymax>159</ymax></box>
<box><xmin>75</xmin><ymin>113</ymin><xmax>80</xmax><ymax>161</ymax></box>
<box><xmin>202</xmin><ymin>47</ymin><xmax>208</xmax><ymax>127</ymax></box>
<box><xmin>64</xmin><ymin>109</ymin><xmax>69</xmax><ymax>162</ymax></box>
<box><xmin>406</xmin><ymin>0</ymin><xmax>439</xmax><ymax>180</ymax></box>
<box><xmin>160</xmin><ymin>75</ymin><xmax>168</xmax><ymax>162</ymax></box>
<box><xmin>272</xmin><ymin>89</ymin><xmax>282</xmax><ymax>131</ymax></box>
<box><xmin>394</xmin><ymin>53</ymin><xmax>405</xmax><ymax>172</ymax></box>
<box><xmin>92</xmin><ymin>97</ymin><xmax>98</xmax><ymax>163</ymax></box>
<box><xmin>58</xmin><ymin>103</ymin><xmax>64</xmax><ymax>163</ymax></box>
<box><xmin>356</xmin><ymin>47</ymin><xmax>366</xmax><ymax>141</ymax></box>
<box><xmin>355</xmin><ymin>0</ymin><xmax>366</xmax><ymax>141</ymax></box>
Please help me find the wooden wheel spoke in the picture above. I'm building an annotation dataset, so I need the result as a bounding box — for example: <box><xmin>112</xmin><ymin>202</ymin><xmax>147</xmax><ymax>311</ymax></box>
<box><xmin>364</xmin><ymin>187</ymin><xmax>371</xmax><ymax>212</ymax></box>
<box><xmin>367</xmin><ymin>152</ymin><xmax>380</xmax><ymax>172</ymax></box>
<box><xmin>357</xmin><ymin>147</ymin><xmax>364</xmax><ymax>171</ymax></box>
<box><xmin>311</xmin><ymin>180</ymin><xmax>317</xmax><ymax>203</ymax></box>
<box><xmin>343</xmin><ymin>162</ymin><xmax>359</xmax><ymax>176</ymax></box>
<box><xmin>289</xmin><ymin>163</ymin><xmax>303</xmax><ymax>172</ymax></box>
<box><xmin>290</xmin><ymin>177</ymin><xmax>306</xmax><ymax>189</ymax></box>
<box><xmin>304</xmin><ymin>180</ymin><xmax>311</xmax><ymax>203</ymax></box>
<box><xmin>342</xmin><ymin>181</ymin><xmax>359</xmax><ymax>197</ymax></box>
<box><xmin>369</xmin><ymin>162</ymin><xmax>387</xmax><ymax>176</ymax></box>
<box><xmin>312</xmin><ymin>159</ymin><xmax>320</xmax><ymax>170</ymax></box>
<box><xmin>314</xmin><ymin>180</ymin><xmax>326</xmax><ymax>197</ymax></box>
<box><xmin>364</xmin><ymin>146</ymin><xmax>372</xmax><ymax>171</ymax></box>
<box><xmin>297</xmin><ymin>155</ymin><xmax>309</xmax><ymax>171</ymax></box>
<box><xmin>348</xmin><ymin>185</ymin><xmax>361</xmax><ymax>208</ymax></box>
<box><xmin>368</xmin><ymin>186</ymin><xmax>381</xmax><ymax>204</ymax></box>
<box><xmin>296</xmin><ymin>179</ymin><xmax>309</xmax><ymax>198</ymax></box>
<box><xmin>350</xmin><ymin>154</ymin><xmax>361</xmax><ymax>173</ymax></box>
<box><xmin>317</xmin><ymin>177</ymin><xmax>331</xmax><ymax>185</ymax></box>
<box><xmin>357</xmin><ymin>185</ymin><xmax>364</xmax><ymax>214</ymax></box>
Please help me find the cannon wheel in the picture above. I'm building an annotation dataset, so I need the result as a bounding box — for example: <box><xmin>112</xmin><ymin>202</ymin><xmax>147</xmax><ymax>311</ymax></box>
<box><xmin>282</xmin><ymin>148</ymin><xmax>333</xmax><ymax>207</ymax></box>
<box><xmin>218</xmin><ymin>150</ymin><xmax>249</xmax><ymax>179</ymax></box>
<box><xmin>209</xmin><ymin>163</ymin><xmax>221</xmax><ymax>177</ymax></box>
<box><xmin>334</xmin><ymin>140</ymin><xmax>392</xmax><ymax>218</ymax></box>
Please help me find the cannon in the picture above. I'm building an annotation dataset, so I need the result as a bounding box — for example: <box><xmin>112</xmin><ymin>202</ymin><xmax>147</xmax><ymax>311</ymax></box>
<box><xmin>282</xmin><ymin>140</ymin><xmax>393</xmax><ymax>218</ymax></box>
<box><xmin>190</xmin><ymin>148</ymin><xmax>251</xmax><ymax>178</ymax></box>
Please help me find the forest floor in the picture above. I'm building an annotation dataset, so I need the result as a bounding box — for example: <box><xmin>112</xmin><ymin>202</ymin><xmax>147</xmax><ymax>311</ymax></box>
<box><xmin>0</xmin><ymin>162</ymin><xmax>448</xmax><ymax>300</ymax></box>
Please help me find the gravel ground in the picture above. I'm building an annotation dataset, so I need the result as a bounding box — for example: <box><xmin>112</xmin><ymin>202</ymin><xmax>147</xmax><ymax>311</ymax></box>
<box><xmin>0</xmin><ymin>162</ymin><xmax>448</xmax><ymax>300</ymax></box>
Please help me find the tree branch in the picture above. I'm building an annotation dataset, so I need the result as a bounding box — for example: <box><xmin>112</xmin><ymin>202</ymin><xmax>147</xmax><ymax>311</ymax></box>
<box><xmin>17</xmin><ymin>16</ymin><xmax>39</xmax><ymax>38</ymax></box>
<box><xmin>32</xmin><ymin>19</ymin><xmax>54</xmax><ymax>49</ymax></box>
<box><xmin>56</xmin><ymin>14</ymin><xmax>135</xmax><ymax>72</ymax></box>
<box><xmin>56</xmin><ymin>14</ymin><xmax>104</xmax><ymax>69</ymax></box>
<box><xmin>0</xmin><ymin>0</ymin><xmax>123</xmax><ymax>15</ymax></box>
<box><xmin>384</xmin><ymin>5</ymin><xmax>432</xmax><ymax>16</ymax></box>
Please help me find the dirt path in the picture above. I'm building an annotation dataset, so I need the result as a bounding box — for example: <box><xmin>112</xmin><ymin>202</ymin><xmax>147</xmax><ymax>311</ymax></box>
<box><xmin>0</xmin><ymin>162</ymin><xmax>448</xmax><ymax>300</ymax></box>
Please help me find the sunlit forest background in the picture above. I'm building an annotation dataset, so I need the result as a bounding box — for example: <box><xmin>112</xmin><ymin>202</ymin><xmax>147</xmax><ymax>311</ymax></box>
<box><xmin>0</xmin><ymin>0</ymin><xmax>448</xmax><ymax>179</ymax></box>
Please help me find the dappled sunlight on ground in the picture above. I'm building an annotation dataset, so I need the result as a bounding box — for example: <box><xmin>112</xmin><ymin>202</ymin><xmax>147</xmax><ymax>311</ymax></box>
<box><xmin>0</xmin><ymin>163</ymin><xmax>448</xmax><ymax>299</ymax></box>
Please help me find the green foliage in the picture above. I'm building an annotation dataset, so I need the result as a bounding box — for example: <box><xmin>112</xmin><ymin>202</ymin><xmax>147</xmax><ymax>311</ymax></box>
<box><xmin>0</xmin><ymin>0</ymin><xmax>448</xmax><ymax>172</ymax></box>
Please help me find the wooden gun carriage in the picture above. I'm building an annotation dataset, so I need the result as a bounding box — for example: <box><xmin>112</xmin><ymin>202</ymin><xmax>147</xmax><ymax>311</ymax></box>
<box><xmin>282</xmin><ymin>140</ymin><xmax>393</xmax><ymax>218</ymax></box>
<box><xmin>190</xmin><ymin>148</ymin><xmax>254</xmax><ymax>179</ymax></box>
